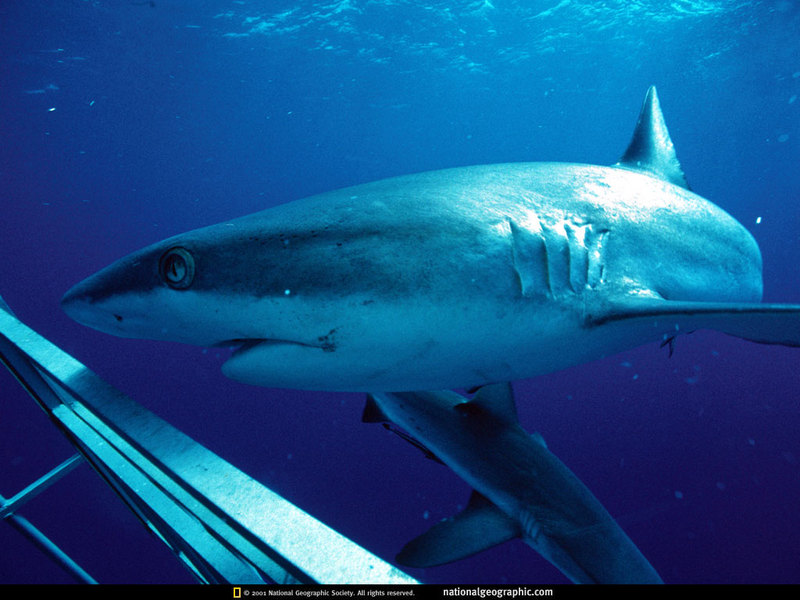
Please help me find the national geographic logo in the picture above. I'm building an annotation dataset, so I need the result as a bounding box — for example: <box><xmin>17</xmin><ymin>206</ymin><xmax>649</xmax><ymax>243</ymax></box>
<box><xmin>233</xmin><ymin>587</ymin><xmax>416</xmax><ymax>599</ymax></box>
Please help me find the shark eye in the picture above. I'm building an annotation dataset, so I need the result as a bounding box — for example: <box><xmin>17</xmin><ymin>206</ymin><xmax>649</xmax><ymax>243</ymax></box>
<box><xmin>159</xmin><ymin>247</ymin><xmax>195</xmax><ymax>289</ymax></box>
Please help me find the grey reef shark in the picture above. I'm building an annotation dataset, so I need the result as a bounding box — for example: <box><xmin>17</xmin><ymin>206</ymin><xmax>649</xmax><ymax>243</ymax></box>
<box><xmin>62</xmin><ymin>86</ymin><xmax>800</xmax><ymax>392</ymax></box>
<box><xmin>61</xmin><ymin>87</ymin><xmax>800</xmax><ymax>583</ymax></box>
<box><xmin>365</xmin><ymin>384</ymin><xmax>663</xmax><ymax>584</ymax></box>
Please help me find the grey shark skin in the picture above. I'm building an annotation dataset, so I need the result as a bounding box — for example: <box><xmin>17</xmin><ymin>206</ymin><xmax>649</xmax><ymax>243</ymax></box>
<box><xmin>365</xmin><ymin>384</ymin><xmax>663</xmax><ymax>584</ymax></box>
<box><xmin>62</xmin><ymin>87</ymin><xmax>800</xmax><ymax>391</ymax></box>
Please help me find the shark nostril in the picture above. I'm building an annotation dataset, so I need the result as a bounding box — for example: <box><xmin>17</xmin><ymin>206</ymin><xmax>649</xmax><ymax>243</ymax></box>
<box><xmin>114</xmin><ymin>314</ymin><xmax>123</xmax><ymax>322</ymax></box>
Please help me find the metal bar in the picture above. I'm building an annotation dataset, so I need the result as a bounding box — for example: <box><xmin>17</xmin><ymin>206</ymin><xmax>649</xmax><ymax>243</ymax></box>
<box><xmin>0</xmin><ymin>454</ymin><xmax>84</xmax><ymax>519</ymax></box>
<box><xmin>0</xmin><ymin>300</ymin><xmax>418</xmax><ymax>585</ymax></box>
<box><xmin>2</xmin><ymin>502</ymin><xmax>97</xmax><ymax>584</ymax></box>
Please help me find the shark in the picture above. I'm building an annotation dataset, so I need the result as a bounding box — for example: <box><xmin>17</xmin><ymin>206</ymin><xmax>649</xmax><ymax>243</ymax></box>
<box><xmin>61</xmin><ymin>86</ymin><xmax>800</xmax><ymax>391</ymax></box>
<box><xmin>364</xmin><ymin>384</ymin><xmax>663</xmax><ymax>584</ymax></box>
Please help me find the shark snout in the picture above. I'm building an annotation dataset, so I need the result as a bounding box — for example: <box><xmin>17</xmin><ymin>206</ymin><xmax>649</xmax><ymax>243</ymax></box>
<box><xmin>61</xmin><ymin>279</ymin><xmax>92</xmax><ymax>319</ymax></box>
<box><xmin>60</xmin><ymin>244</ymin><xmax>167</xmax><ymax>336</ymax></box>
<box><xmin>61</xmin><ymin>278</ymin><xmax>118</xmax><ymax>332</ymax></box>
<box><xmin>61</xmin><ymin>280</ymin><xmax>170</xmax><ymax>341</ymax></box>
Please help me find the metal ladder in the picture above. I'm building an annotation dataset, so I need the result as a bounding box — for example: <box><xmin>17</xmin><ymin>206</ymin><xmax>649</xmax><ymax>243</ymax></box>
<box><xmin>0</xmin><ymin>453</ymin><xmax>95</xmax><ymax>583</ymax></box>
<box><xmin>0</xmin><ymin>296</ymin><xmax>417</xmax><ymax>585</ymax></box>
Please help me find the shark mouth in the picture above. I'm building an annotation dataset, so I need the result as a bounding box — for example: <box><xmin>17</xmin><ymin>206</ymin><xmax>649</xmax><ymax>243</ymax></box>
<box><xmin>217</xmin><ymin>337</ymin><xmax>339</xmax><ymax>387</ymax></box>
<box><xmin>219</xmin><ymin>337</ymin><xmax>333</xmax><ymax>358</ymax></box>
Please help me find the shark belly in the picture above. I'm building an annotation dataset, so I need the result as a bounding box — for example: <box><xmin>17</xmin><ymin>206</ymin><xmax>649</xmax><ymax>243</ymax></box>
<box><xmin>220</xmin><ymin>293</ymin><xmax>583</xmax><ymax>391</ymax></box>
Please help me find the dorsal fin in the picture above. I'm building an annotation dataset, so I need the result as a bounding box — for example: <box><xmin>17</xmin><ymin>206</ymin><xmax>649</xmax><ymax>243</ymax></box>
<box><xmin>615</xmin><ymin>86</ymin><xmax>690</xmax><ymax>190</ymax></box>
<box><xmin>469</xmin><ymin>382</ymin><xmax>519</xmax><ymax>424</ymax></box>
<box><xmin>362</xmin><ymin>394</ymin><xmax>390</xmax><ymax>423</ymax></box>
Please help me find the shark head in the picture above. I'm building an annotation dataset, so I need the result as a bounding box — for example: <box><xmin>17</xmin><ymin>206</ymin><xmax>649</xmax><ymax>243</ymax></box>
<box><xmin>60</xmin><ymin>210</ymin><xmax>378</xmax><ymax>386</ymax></box>
<box><xmin>60</xmin><ymin>194</ymin><xmax>509</xmax><ymax>391</ymax></box>
<box><xmin>62</xmin><ymin>245</ymin><xmax>280</xmax><ymax>345</ymax></box>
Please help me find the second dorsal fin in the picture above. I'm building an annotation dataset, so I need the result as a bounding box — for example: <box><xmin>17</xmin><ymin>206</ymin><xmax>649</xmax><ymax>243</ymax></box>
<box><xmin>615</xmin><ymin>86</ymin><xmax>690</xmax><ymax>190</ymax></box>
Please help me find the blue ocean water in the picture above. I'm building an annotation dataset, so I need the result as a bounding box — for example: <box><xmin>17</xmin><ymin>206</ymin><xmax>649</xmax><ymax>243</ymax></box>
<box><xmin>1</xmin><ymin>0</ymin><xmax>799</xmax><ymax>585</ymax></box>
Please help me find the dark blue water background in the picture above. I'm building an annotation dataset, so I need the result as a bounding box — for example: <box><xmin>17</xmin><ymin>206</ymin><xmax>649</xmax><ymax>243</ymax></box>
<box><xmin>1</xmin><ymin>0</ymin><xmax>799</xmax><ymax>584</ymax></box>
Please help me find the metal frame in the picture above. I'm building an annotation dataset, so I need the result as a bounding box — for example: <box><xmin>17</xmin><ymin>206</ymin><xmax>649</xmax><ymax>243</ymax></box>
<box><xmin>0</xmin><ymin>297</ymin><xmax>418</xmax><ymax>585</ymax></box>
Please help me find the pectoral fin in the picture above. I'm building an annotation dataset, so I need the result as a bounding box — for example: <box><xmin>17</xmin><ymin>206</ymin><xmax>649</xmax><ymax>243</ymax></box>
<box><xmin>396</xmin><ymin>491</ymin><xmax>520</xmax><ymax>568</ymax></box>
<box><xmin>587</xmin><ymin>297</ymin><xmax>800</xmax><ymax>347</ymax></box>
